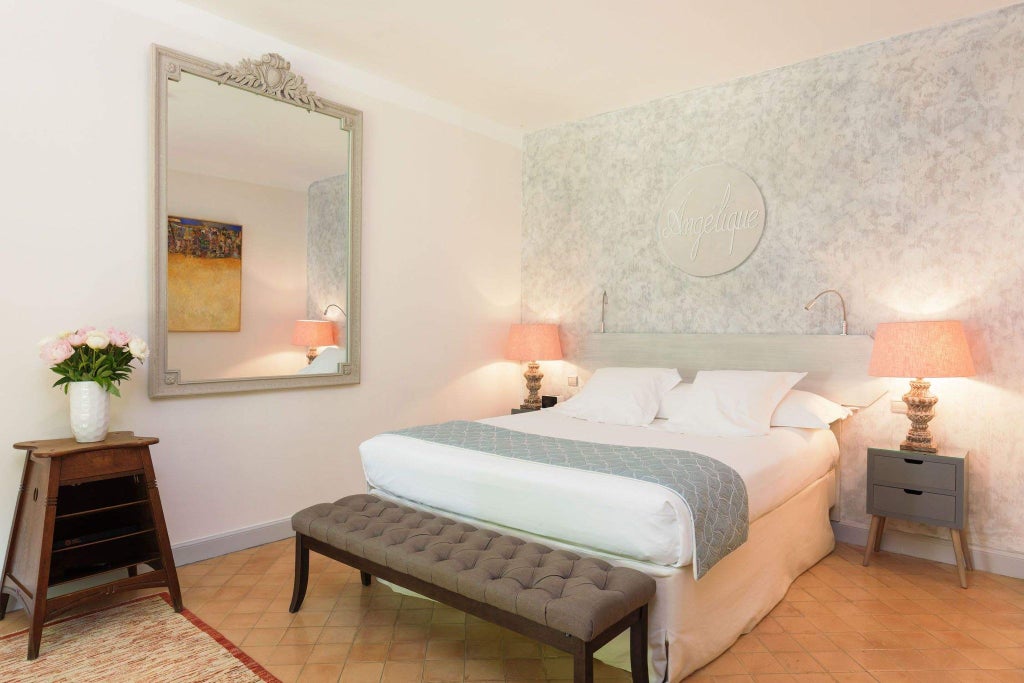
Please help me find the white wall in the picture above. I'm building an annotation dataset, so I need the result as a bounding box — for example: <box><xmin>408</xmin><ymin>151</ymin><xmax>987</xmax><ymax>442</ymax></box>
<box><xmin>0</xmin><ymin>0</ymin><xmax>522</xmax><ymax>563</ymax></box>
<box><xmin>167</xmin><ymin>170</ymin><xmax>309</xmax><ymax>380</ymax></box>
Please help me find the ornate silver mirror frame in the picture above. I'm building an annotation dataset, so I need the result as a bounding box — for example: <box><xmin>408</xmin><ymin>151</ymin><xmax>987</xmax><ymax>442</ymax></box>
<box><xmin>150</xmin><ymin>45</ymin><xmax>362</xmax><ymax>397</ymax></box>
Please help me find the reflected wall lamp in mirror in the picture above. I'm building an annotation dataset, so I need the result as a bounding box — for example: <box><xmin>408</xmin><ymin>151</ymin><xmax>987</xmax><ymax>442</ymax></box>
<box><xmin>323</xmin><ymin>303</ymin><xmax>347</xmax><ymax>320</ymax></box>
<box><xmin>150</xmin><ymin>46</ymin><xmax>362</xmax><ymax>397</ymax></box>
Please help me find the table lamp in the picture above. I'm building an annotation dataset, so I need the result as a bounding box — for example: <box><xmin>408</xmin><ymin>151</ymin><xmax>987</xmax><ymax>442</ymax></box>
<box><xmin>868</xmin><ymin>320</ymin><xmax>975</xmax><ymax>452</ymax></box>
<box><xmin>505</xmin><ymin>323</ymin><xmax>562</xmax><ymax>410</ymax></box>
<box><xmin>292</xmin><ymin>320</ymin><xmax>336</xmax><ymax>364</ymax></box>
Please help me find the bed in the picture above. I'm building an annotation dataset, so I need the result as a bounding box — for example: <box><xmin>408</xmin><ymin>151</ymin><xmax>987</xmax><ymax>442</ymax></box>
<box><xmin>359</xmin><ymin>333</ymin><xmax>885</xmax><ymax>682</ymax></box>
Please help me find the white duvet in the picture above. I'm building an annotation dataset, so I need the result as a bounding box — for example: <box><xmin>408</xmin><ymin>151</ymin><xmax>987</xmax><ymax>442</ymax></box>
<box><xmin>359</xmin><ymin>410</ymin><xmax>838</xmax><ymax>568</ymax></box>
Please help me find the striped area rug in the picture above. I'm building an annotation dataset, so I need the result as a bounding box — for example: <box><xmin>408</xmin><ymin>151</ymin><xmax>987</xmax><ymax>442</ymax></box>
<box><xmin>0</xmin><ymin>594</ymin><xmax>278</xmax><ymax>682</ymax></box>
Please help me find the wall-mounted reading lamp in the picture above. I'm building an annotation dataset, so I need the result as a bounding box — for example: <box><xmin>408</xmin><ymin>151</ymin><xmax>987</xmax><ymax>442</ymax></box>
<box><xmin>323</xmin><ymin>304</ymin><xmax>347</xmax><ymax>319</ymax></box>
<box><xmin>804</xmin><ymin>289</ymin><xmax>848</xmax><ymax>335</ymax></box>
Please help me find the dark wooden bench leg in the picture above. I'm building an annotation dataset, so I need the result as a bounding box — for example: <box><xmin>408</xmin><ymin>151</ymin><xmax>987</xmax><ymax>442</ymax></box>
<box><xmin>0</xmin><ymin>592</ymin><xmax>10</xmax><ymax>620</ymax></box>
<box><xmin>572</xmin><ymin>641</ymin><xmax>594</xmax><ymax>683</ymax></box>
<box><xmin>289</xmin><ymin>533</ymin><xmax>309</xmax><ymax>613</ymax></box>
<box><xmin>630</xmin><ymin>605</ymin><xmax>649</xmax><ymax>683</ymax></box>
<box><xmin>360</xmin><ymin>571</ymin><xmax>372</xmax><ymax>587</ymax></box>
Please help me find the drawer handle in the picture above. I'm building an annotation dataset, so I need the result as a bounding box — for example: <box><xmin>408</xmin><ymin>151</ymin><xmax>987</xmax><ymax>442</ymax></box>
<box><xmin>903</xmin><ymin>458</ymin><xmax>924</xmax><ymax>465</ymax></box>
<box><xmin>903</xmin><ymin>489</ymin><xmax>924</xmax><ymax>495</ymax></box>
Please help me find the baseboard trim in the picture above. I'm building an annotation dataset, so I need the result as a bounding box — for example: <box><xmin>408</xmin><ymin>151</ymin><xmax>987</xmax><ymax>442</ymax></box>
<box><xmin>171</xmin><ymin>517</ymin><xmax>294</xmax><ymax>567</ymax></box>
<box><xmin>2</xmin><ymin>517</ymin><xmax>294</xmax><ymax>615</ymax></box>
<box><xmin>831</xmin><ymin>521</ymin><xmax>1024</xmax><ymax>580</ymax></box>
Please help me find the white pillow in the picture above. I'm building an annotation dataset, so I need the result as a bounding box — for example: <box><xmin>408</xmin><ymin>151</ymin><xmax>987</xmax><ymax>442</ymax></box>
<box><xmin>659</xmin><ymin>370</ymin><xmax>806</xmax><ymax>437</ymax></box>
<box><xmin>771</xmin><ymin>389</ymin><xmax>851</xmax><ymax>428</ymax></box>
<box><xmin>554</xmin><ymin>367</ymin><xmax>680</xmax><ymax>426</ymax></box>
<box><xmin>656</xmin><ymin>382</ymin><xmax>694</xmax><ymax>419</ymax></box>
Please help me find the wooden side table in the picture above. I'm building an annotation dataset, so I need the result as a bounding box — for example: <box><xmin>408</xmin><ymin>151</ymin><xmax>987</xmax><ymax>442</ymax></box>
<box><xmin>0</xmin><ymin>432</ymin><xmax>182</xmax><ymax>659</ymax></box>
<box><xmin>862</xmin><ymin>445</ymin><xmax>971</xmax><ymax>587</ymax></box>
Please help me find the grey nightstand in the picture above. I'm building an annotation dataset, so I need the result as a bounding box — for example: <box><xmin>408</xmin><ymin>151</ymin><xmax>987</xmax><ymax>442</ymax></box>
<box><xmin>863</xmin><ymin>446</ymin><xmax>971</xmax><ymax>587</ymax></box>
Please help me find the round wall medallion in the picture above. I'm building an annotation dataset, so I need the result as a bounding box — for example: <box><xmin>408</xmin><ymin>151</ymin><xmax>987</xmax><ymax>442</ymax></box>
<box><xmin>656</xmin><ymin>163</ymin><xmax>766</xmax><ymax>277</ymax></box>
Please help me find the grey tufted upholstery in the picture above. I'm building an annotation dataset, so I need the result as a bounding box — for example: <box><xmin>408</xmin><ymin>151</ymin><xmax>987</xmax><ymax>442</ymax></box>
<box><xmin>291</xmin><ymin>494</ymin><xmax>656</xmax><ymax>641</ymax></box>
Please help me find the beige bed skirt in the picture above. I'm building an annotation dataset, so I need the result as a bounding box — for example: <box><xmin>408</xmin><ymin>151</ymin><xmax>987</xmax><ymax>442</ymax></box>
<box><xmin>371</xmin><ymin>470</ymin><xmax>836</xmax><ymax>682</ymax></box>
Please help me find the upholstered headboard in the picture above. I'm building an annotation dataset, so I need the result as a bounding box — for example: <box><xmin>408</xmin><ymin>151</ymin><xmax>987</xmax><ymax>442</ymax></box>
<box><xmin>579</xmin><ymin>333</ymin><xmax>886</xmax><ymax>408</ymax></box>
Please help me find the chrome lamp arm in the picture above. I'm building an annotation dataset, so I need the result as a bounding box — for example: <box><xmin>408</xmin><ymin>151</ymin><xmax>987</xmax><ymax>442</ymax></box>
<box><xmin>804</xmin><ymin>289</ymin><xmax>848</xmax><ymax>335</ymax></box>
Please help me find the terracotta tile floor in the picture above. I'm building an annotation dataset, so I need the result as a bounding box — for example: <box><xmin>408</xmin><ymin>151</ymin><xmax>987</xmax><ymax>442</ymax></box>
<box><xmin>3</xmin><ymin>540</ymin><xmax>1023</xmax><ymax>682</ymax></box>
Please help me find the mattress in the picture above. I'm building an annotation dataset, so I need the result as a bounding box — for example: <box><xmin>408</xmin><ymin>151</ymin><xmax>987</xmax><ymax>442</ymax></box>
<box><xmin>359</xmin><ymin>410</ymin><xmax>838</xmax><ymax>568</ymax></box>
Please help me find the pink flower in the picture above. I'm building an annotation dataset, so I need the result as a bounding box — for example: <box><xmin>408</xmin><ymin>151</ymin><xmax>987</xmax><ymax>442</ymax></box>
<box><xmin>67</xmin><ymin>327</ymin><xmax>93</xmax><ymax>347</ymax></box>
<box><xmin>40</xmin><ymin>339</ymin><xmax>74</xmax><ymax>365</ymax></box>
<box><xmin>107</xmin><ymin>328</ymin><xmax>132</xmax><ymax>347</ymax></box>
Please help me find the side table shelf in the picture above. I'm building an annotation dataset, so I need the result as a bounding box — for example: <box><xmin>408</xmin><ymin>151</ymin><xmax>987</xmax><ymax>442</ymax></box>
<box><xmin>0</xmin><ymin>432</ymin><xmax>182</xmax><ymax>659</ymax></box>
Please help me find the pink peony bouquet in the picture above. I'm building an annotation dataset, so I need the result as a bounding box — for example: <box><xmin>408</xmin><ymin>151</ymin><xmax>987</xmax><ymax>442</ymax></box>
<box><xmin>39</xmin><ymin>327</ymin><xmax>149</xmax><ymax>396</ymax></box>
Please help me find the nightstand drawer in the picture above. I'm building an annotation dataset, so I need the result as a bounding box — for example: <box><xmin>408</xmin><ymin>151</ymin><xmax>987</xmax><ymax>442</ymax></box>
<box><xmin>872</xmin><ymin>453</ymin><xmax>957</xmax><ymax>492</ymax></box>
<box><xmin>870</xmin><ymin>484</ymin><xmax>957</xmax><ymax>524</ymax></box>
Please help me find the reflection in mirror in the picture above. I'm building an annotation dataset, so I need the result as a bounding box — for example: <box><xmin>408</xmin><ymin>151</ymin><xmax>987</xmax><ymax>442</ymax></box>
<box><xmin>151</xmin><ymin>47</ymin><xmax>361</xmax><ymax>397</ymax></box>
<box><xmin>164</xmin><ymin>71</ymin><xmax>350</xmax><ymax>381</ymax></box>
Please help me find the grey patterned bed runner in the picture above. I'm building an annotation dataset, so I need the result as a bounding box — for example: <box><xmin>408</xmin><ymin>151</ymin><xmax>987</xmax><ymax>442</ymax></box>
<box><xmin>387</xmin><ymin>420</ymin><xmax>748</xmax><ymax>579</ymax></box>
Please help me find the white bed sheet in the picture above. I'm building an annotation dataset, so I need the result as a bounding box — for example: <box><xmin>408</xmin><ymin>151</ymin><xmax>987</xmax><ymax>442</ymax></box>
<box><xmin>359</xmin><ymin>410</ymin><xmax>838</xmax><ymax>568</ymax></box>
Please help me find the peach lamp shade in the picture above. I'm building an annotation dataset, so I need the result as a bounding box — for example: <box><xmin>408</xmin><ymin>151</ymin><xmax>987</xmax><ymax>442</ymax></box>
<box><xmin>291</xmin><ymin>320</ymin><xmax>337</xmax><ymax>348</ymax></box>
<box><xmin>292</xmin><ymin>320</ymin><xmax>336</xmax><ymax>365</ymax></box>
<box><xmin>504</xmin><ymin>324</ymin><xmax>563</xmax><ymax>361</ymax></box>
<box><xmin>868</xmin><ymin>321</ymin><xmax>975</xmax><ymax>379</ymax></box>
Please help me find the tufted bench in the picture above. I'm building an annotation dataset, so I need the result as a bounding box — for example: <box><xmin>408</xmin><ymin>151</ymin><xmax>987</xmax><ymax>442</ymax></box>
<box><xmin>290</xmin><ymin>494</ymin><xmax>654</xmax><ymax>683</ymax></box>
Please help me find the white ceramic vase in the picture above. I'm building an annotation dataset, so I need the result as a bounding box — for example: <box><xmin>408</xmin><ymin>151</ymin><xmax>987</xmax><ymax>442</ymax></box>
<box><xmin>68</xmin><ymin>381</ymin><xmax>110</xmax><ymax>443</ymax></box>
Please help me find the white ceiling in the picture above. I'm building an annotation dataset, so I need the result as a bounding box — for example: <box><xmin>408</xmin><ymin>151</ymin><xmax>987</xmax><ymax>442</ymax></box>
<box><xmin>179</xmin><ymin>0</ymin><xmax>1019</xmax><ymax>131</ymax></box>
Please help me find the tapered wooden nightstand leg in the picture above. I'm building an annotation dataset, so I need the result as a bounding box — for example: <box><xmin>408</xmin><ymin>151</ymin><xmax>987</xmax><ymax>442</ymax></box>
<box><xmin>874</xmin><ymin>517</ymin><xmax>886</xmax><ymax>552</ymax></box>
<box><xmin>950</xmin><ymin>529</ymin><xmax>968</xmax><ymax>588</ymax></box>
<box><xmin>863</xmin><ymin>515</ymin><xmax>881</xmax><ymax>566</ymax></box>
<box><xmin>960</xmin><ymin>528</ymin><xmax>974</xmax><ymax>571</ymax></box>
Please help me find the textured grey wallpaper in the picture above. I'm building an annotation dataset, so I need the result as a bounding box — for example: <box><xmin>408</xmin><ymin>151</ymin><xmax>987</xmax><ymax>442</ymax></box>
<box><xmin>307</xmin><ymin>174</ymin><xmax>349</xmax><ymax>336</ymax></box>
<box><xmin>522</xmin><ymin>6</ymin><xmax>1024</xmax><ymax>556</ymax></box>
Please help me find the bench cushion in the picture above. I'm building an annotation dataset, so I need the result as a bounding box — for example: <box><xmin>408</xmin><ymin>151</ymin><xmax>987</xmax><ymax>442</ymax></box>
<box><xmin>292</xmin><ymin>494</ymin><xmax>656</xmax><ymax>641</ymax></box>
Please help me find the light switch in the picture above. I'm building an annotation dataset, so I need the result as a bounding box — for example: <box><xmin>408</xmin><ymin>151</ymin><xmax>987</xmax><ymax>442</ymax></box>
<box><xmin>567</xmin><ymin>376</ymin><xmax>579</xmax><ymax>387</ymax></box>
<box><xmin>890</xmin><ymin>400</ymin><xmax>907</xmax><ymax>414</ymax></box>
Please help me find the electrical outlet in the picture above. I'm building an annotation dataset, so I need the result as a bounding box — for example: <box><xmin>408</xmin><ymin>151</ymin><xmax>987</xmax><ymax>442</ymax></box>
<box><xmin>890</xmin><ymin>400</ymin><xmax>907</xmax><ymax>414</ymax></box>
<box><xmin>567</xmin><ymin>376</ymin><xmax>579</xmax><ymax>387</ymax></box>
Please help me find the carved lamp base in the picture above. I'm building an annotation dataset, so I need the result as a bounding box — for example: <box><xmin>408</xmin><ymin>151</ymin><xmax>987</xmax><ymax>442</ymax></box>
<box><xmin>520</xmin><ymin>361</ymin><xmax>543</xmax><ymax>410</ymax></box>
<box><xmin>900</xmin><ymin>378</ymin><xmax>939</xmax><ymax>453</ymax></box>
<box><xmin>306</xmin><ymin>348</ymin><xmax>319</xmax><ymax>365</ymax></box>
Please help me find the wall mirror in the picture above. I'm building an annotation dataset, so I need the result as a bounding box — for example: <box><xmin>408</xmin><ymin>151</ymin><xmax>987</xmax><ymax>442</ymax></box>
<box><xmin>151</xmin><ymin>46</ymin><xmax>361</xmax><ymax>397</ymax></box>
